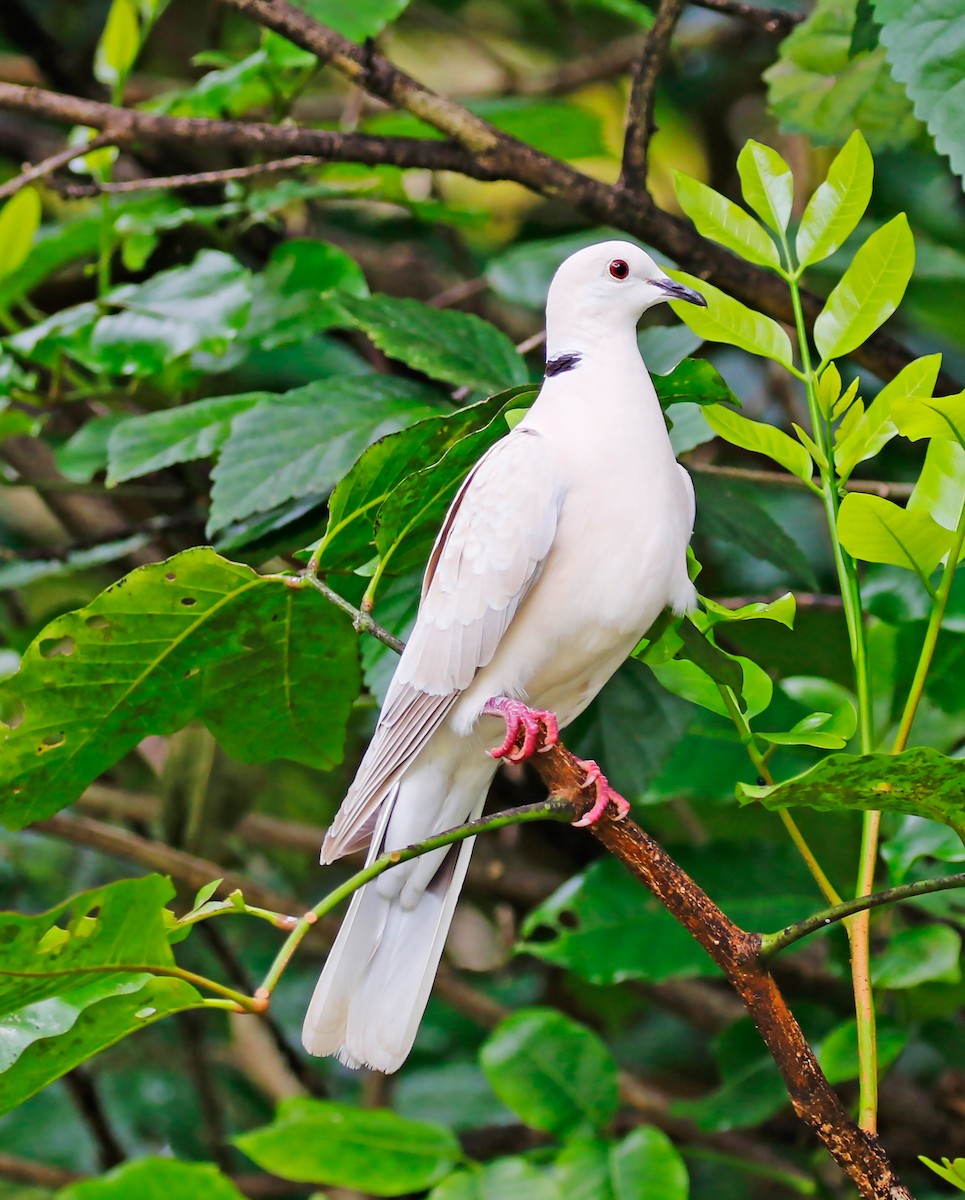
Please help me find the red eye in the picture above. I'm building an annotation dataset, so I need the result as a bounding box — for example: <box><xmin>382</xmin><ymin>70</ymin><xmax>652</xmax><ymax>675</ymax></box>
<box><xmin>608</xmin><ymin>259</ymin><xmax>630</xmax><ymax>280</ymax></box>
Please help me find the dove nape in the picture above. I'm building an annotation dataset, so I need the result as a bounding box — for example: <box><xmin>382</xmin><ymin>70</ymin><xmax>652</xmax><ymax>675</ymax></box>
<box><xmin>303</xmin><ymin>240</ymin><xmax>707</xmax><ymax>1073</ymax></box>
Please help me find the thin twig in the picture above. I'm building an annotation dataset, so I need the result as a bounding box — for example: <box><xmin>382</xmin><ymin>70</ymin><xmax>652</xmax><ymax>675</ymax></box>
<box><xmin>689</xmin><ymin>460</ymin><xmax>915</xmax><ymax>499</ymax></box>
<box><xmin>56</xmin><ymin>154</ymin><xmax>331</xmax><ymax>196</ymax></box>
<box><xmin>62</xmin><ymin>1068</ymin><xmax>126</xmax><ymax>1170</ymax></box>
<box><xmin>620</xmin><ymin>0</ymin><xmax>687</xmax><ymax>195</ymax></box>
<box><xmin>0</xmin><ymin>131</ymin><xmax>114</xmax><ymax>200</ymax></box>
<box><xmin>295</xmin><ymin>571</ymin><xmax>405</xmax><ymax>652</ymax></box>
<box><xmin>688</xmin><ymin>0</ymin><xmax>805</xmax><ymax>33</ymax></box>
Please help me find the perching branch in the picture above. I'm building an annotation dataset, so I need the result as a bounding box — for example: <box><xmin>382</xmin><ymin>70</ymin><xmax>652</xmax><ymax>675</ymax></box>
<box><xmin>620</xmin><ymin>0</ymin><xmax>688</xmax><ymax>194</ymax></box>
<box><xmin>0</xmin><ymin>130</ymin><xmax>113</xmax><ymax>200</ymax></box>
<box><xmin>761</xmin><ymin>870</ymin><xmax>965</xmax><ymax>958</ymax></box>
<box><xmin>687</xmin><ymin>0</ymin><xmax>804</xmax><ymax>32</ymax></box>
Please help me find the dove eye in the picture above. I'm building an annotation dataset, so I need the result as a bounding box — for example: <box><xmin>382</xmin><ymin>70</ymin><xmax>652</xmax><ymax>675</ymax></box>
<box><xmin>608</xmin><ymin>259</ymin><xmax>630</xmax><ymax>280</ymax></box>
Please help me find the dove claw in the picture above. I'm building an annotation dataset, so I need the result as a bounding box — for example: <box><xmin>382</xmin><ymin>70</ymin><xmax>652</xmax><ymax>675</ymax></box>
<box><xmin>571</xmin><ymin>759</ymin><xmax>630</xmax><ymax>827</ymax></box>
<box><xmin>483</xmin><ymin>697</ymin><xmax>559</xmax><ymax>762</ymax></box>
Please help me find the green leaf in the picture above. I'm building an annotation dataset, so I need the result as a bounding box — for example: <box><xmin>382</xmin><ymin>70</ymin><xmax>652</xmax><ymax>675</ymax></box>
<box><xmin>908</xmin><ymin>438</ymin><xmax>965</xmax><ymax>535</ymax></box>
<box><xmin>665</xmin><ymin>271</ymin><xmax>794</xmax><ymax>368</ymax></box>
<box><xmin>796</xmin><ymin>131</ymin><xmax>874</xmax><ymax>269</ymax></box>
<box><xmin>208</xmin><ymin>377</ymin><xmax>439</xmax><ymax>534</ymax></box>
<box><xmin>920</xmin><ymin>1156</ymin><xmax>965</xmax><ymax>1193</ymax></box>
<box><xmin>882</xmin><ymin>815</ymin><xmax>965</xmax><ymax>883</ymax></box>
<box><xmin>486</xmin><ymin>230</ymin><xmax>622</xmax><ymax>309</ymax></box>
<box><xmin>701</xmin><ymin>593</ymin><xmax>796</xmax><ymax>630</ymax></box>
<box><xmin>704</xmin><ymin>405</ymin><xmax>812</xmax><ymax>484</ymax></box>
<box><xmin>649</xmin><ymin>651</ymin><xmax>772</xmax><ymax>719</ymax></box>
<box><xmin>479</xmin><ymin>1009</ymin><xmax>619</xmax><ymax>1138</ymax></box>
<box><xmin>0</xmin><ymin>533</ymin><xmax>153</xmax><ymax>592</ymax></box>
<box><xmin>313</xmin><ymin>392</ymin><xmax>514</xmax><ymax>570</ymax></box>
<box><xmin>338</xmin><ymin>294</ymin><xmax>528</xmax><ymax>394</ymax></box>
<box><xmin>373</xmin><ymin>390</ymin><xmax>537</xmax><ymax>578</ymax></box>
<box><xmin>764</xmin><ymin>0</ymin><xmax>921</xmax><ymax>153</ymax></box>
<box><xmin>0</xmin><ymin>876</ymin><xmax>205</xmax><ymax>1114</ymax></box>
<box><xmin>553</xmin><ymin>1133</ymin><xmax>689</xmax><ymax>1200</ymax></box>
<box><xmin>835</xmin><ymin>353</ymin><xmax>942</xmax><ymax>478</ymax></box>
<box><xmin>432</xmin><ymin>1160</ymin><xmax>562</xmax><ymax>1200</ymax></box>
<box><xmin>674</xmin><ymin>172</ymin><xmax>780</xmax><ymax>268</ymax></box>
<box><xmin>691</xmin><ymin>475</ymin><xmax>820</xmax><ymax>589</ymax></box>
<box><xmin>872</xmin><ymin>0</ymin><xmax>965</xmax><ymax>185</ymax></box>
<box><xmin>737</xmin><ymin>140</ymin><xmax>794</xmax><ymax>235</ymax></box>
<box><xmin>837</xmin><ymin>492</ymin><xmax>953</xmax><ymax>575</ymax></box>
<box><xmin>58</xmin><ymin>1158</ymin><xmax>247</xmax><ymax>1200</ymax></box>
<box><xmin>296</xmin><ymin>0</ymin><xmax>412</xmax><ymax>41</ymax></box>
<box><xmin>872</xmin><ymin>926</ymin><xmax>962</xmax><ymax>989</ymax></box>
<box><xmin>94</xmin><ymin>0</ymin><xmax>141</xmax><ymax>87</ymax></box>
<box><xmin>640</xmin><ymin>326</ymin><xmax>704</xmax><ymax>376</ymax></box>
<box><xmin>0</xmin><ymin>548</ymin><xmax>358</xmax><ymax>827</ymax></box>
<box><xmin>818</xmin><ymin>1018</ymin><xmax>906</xmax><ymax>1084</ymax></box>
<box><xmin>235</xmin><ymin>1098</ymin><xmax>462</xmax><ymax>1195</ymax></box>
<box><xmin>813</xmin><ymin>214</ymin><xmax>915</xmax><ymax>363</ymax></box>
<box><xmin>892</xmin><ymin>390</ymin><xmax>965</xmax><ymax>448</ymax></box>
<box><xmin>758</xmin><ymin>702</ymin><xmax>857</xmax><ymax>749</ymax></box>
<box><xmin>738</xmin><ymin>747</ymin><xmax>965</xmax><ymax>840</ymax></box>
<box><xmin>652</xmin><ymin>358</ymin><xmax>739</xmax><ymax>410</ymax></box>
<box><xmin>0</xmin><ymin>186</ymin><xmax>41</xmax><ymax>283</ymax></box>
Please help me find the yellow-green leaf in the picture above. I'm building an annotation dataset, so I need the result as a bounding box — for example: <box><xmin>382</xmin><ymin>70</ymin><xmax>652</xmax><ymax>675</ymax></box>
<box><xmin>837</xmin><ymin>491</ymin><xmax>952</xmax><ymax>575</ymax></box>
<box><xmin>674</xmin><ymin>172</ymin><xmax>780</xmax><ymax>268</ymax></box>
<box><xmin>737</xmin><ymin>140</ymin><xmax>794</xmax><ymax>234</ymax></box>
<box><xmin>0</xmin><ymin>186</ymin><xmax>41</xmax><ymax>283</ymax></box>
<box><xmin>891</xmin><ymin>390</ymin><xmax>965</xmax><ymax>449</ymax></box>
<box><xmin>94</xmin><ymin>0</ymin><xmax>141</xmax><ymax>88</ymax></box>
<box><xmin>796</xmin><ymin>131</ymin><xmax>874</xmax><ymax>269</ymax></box>
<box><xmin>666</xmin><ymin>271</ymin><xmax>794</xmax><ymax>368</ymax></box>
<box><xmin>704</xmin><ymin>405</ymin><xmax>813</xmax><ymax>483</ymax></box>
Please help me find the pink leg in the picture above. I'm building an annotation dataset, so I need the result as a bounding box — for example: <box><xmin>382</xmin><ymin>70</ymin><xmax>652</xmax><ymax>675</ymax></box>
<box><xmin>571</xmin><ymin>759</ymin><xmax>631</xmax><ymax>827</ymax></box>
<box><xmin>482</xmin><ymin>696</ymin><xmax>560</xmax><ymax>763</ymax></box>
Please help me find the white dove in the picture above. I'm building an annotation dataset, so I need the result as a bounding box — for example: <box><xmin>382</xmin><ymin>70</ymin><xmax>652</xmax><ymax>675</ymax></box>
<box><xmin>303</xmin><ymin>240</ymin><xmax>706</xmax><ymax>1072</ymax></box>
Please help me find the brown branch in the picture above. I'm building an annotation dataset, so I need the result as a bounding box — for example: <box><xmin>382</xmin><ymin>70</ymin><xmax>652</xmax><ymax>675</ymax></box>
<box><xmin>620</xmin><ymin>0</ymin><xmax>687</xmax><ymax>195</ymax></box>
<box><xmin>529</xmin><ymin>743</ymin><xmax>912</xmax><ymax>1200</ymax></box>
<box><xmin>689</xmin><ymin>460</ymin><xmax>916</xmax><ymax>499</ymax></box>
<box><xmin>689</xmin><ymin>0</ymin><xmax>805</xmax><ymax>32</ymax></box>
<box><xmin>0</xmin><ymin>1153</ymin><xmax>81</xmax><ymax>1190</ymax></box>
<box><xmin>0</xmin><ymin>79</ymin><xmax>955</xmax><ymax>392</ymax></box>
<box><xmin>0</xmin><ymin>131</ymin><xmax>113</xmax><ymax>200</ymax></box>
<box><xmin>62</xmin><ymin>1067</ymin><xmax>126</xmax><ymax>1170</ymax></box>
<box><xmin>55</xmin><ymin>154</ymin><xmax>334</xmax><ymax>196</ymax></box>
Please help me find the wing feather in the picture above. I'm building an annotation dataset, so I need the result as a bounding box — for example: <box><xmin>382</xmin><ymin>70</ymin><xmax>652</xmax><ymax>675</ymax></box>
<box><xmin>322</xmin><ymin>429</ymin><xmax>564</xmax><ymax>861</ymax></box>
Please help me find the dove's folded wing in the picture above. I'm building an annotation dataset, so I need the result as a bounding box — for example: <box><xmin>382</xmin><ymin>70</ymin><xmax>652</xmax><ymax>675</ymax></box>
<box><xmin>322</xmin><ymin>427</ymin><xmax>566</xmax><ymax>860</ymax></box>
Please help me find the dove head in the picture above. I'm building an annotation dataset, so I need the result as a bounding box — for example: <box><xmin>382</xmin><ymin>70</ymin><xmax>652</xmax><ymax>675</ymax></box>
<box><xmin>544</xmin><ymin>240</ymin><xmax>706</xmax><ymax>361</ymax></box>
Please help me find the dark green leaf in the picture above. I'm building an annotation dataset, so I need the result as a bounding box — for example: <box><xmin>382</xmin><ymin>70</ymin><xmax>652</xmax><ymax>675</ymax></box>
<box><xmin>653</xmin><ymin>359</ymin><xmax>739</xmax><ymax>410</ymax></box>
<box><xmin>486</xmin><ymin>230</ymin><xmax>625</xmax><ymax>309</ymax></box>
<box><xmin>235</xmin><ymin>1097</ymin><xmax>462</xmax><ymax>1195</ymax></box>
<box><xmin>0</xmin><ymin>548</ymin><xmax>358</xmax><ymax>826</ymax></box>
<box><xmin>479</xmin><ymin>1009</ymin><xmax>619</xmax><ymax>1137</ymax></box>
<box><xmin>739</xmin><ymin>747</ymin><xmax>965</xmax><ymax>840</ymax></box>
<box><xmin>0</xmin><ymin>534</ymin><xmax>153</xmax><ymax>591</ymax></box>
<box><xmin>873</xmin><ymin>926</ymin><xmax>961</xmax><ymax>988</ymax></box>
<box><xmin>338</xmin><ymin>294</ymin><xmax>528</xmax><ymax>393</ymax></box>
<box><xmin>58</xmin><ymin>1157</ymin><xmax>247</xmax><ymax>1200</ymax></box>
<box><xmin>609</xmin><ymin>1127</ymin><xmax>689</xmax><ymax>1200</ymax></box>
<box><xmin>872</xmin><ymin>0</ymin><xmax>965</xmax><ymax>185</ymax></box>
<box><xmin>208</xmin><ymin>377</ymin><xmax>439</xmax><ymax>534</ymax></box>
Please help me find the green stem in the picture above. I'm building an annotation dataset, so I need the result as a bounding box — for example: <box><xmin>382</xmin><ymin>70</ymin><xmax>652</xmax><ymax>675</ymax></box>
<box><xmin>760</xmin><ymin>870</ymin><xmax>965</xmax><ymax>958</ymax></box>
<box><xmin>257</xmin><ymin>798</ymin><xmax>573</xmax><ymax>998</ymax></box>
<box><xmin>716</xmin><ymin>684</ymin><xmax>842</xmax><ymax>906</ymax></box>
<box><xmin>176</xmin><ymin>899</ymin><xmax>298</xmax><ymax>931</ymax></box>
<box><xmin>893</xmin><ymin>492</ymin><xmax>965</xmax><ymax>752</ymax></box>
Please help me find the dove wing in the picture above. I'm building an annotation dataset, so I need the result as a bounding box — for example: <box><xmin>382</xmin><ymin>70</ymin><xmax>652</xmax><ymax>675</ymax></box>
<box><xmin>322</xmin><ymin>427</ymin><xmax>565</xmax><ymax>860</ymax></box>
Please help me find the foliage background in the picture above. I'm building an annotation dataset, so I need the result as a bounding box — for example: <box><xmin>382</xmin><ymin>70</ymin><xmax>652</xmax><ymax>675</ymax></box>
<box><xmin>0</xmin><ymin>0</ymin><xmax>963</xmax><ymax>1197</ymax></box>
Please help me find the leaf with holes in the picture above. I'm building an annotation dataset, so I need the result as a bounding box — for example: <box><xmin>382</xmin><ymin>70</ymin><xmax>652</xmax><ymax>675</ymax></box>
<box><xmin>872</xmin><ymin>0</ymin><xmax>965</xmax><ymax>185</ymax></box>
<box><xmin>337</xmin><ymin>294</ymin><xmax>528</xmax><ymax>394</ymax></box>
<box><xmin>0</xmin><ymin>876</ymin><xmax>205</xmax><ymax>1115</ymax></box>
<box><xmin>675</xmin><ymin>172</ymin><xmax>780</xmax><ymax>268</ymax></box>
<box><xmin>235</xmin><ymin>1098</ymin><xmax>462</xmax><ymax>1194</ymax></box>
<box><xmin>480</xmin><ymin>1009</ymin><xmax>619</xmax><ymax>1138</ymax></box>
<box><xmin>813</xmin><ymin>214</ymin><xmax>915</xmax><ymax>363</ymax></box>
<box><xmin>796</xmin><ymin>130</ymin><xmax>874</xmax><ymax>269</ymax></box>
<box><xmin>0</xmin><ymin>548</ymin><xmax>358</xmax><ymax>827</ymax></box>
<box><xmin>666</xmin><ymin>272</ymin><xmax>794</xmax><ymax>368</ymax></box>
<box><xmin>208</xmin><ymin>377</ymin><xmax>440</xmax><ymax>534</ymax></box>
<box><xmin>737</xmin><ymin>140</ymin><xmax>794</xmax><ymax>235</ymax></box>
<box><xmin>739</xmin><ymin>747</ymin><xmax>965</xmax><ymax>840</ymax></box>
<box><xmin>837</xmin><ymin>492</ymin><xmax>953</xmax><ymax>576</ymax></box>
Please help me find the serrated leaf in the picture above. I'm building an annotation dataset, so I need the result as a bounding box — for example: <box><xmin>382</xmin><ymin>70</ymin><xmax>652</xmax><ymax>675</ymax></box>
<box><xmin>796</xmin><ymin>131</ymin><xmax>874</xmax><ymax>268</ymax></box>
<box><xmin>0</xmin><ymin>876</ymin><xmax>205</xmax><ymax>1114</ymax></box>
<box><xmin>479</xmin><ymin>1010</ymin><xmax>619</xmax><ymax>1138</ymax></box>
<box><xmin>674</xmin><ymin>172</ymin><xmax>780</xmax><ymax>268</ymax></box>
<box><xmin>0</xmin><ymin>186</ymin><xmax>41</xmax><ymax>283</ymax></box>
<box><xmin>208</xmin><ymin>377</ymin><xmax>439</xmax><ymax>534</ymax></box>
<box><xmin>315</xmin><ymin>392</ymin><xmax>518</xmax><ymax>571</ymax></box>
<box><xmin>737</xmin><ymin>140</ymin><xmax>794</xmax><ymax>234</ymax></box>
<box><xmin>666</xmin><ymin>271</ymin><xmax>794</xmax><ymax>368</ymax></box>
<box><xmin>235</xmin><ymin>1098</ymin><xmax>462</xmax><ymax>1194</ymax></box>
<box><xmin>813</xmin><ymin>214</ymin><xmax>915</xmax><ymax>363</ymax></box>
<box><xmin>872</xmin><ymin>0</ymin><xmax>965</xmax><ymax>186</ymax></box>
<box><xmin>764</xmin><ymin>0</ymin><xmax>922</xmax><ymax>153</ymax></box>
<box><xmin>704</xmin><ymin>405</ymin><xmax>812</xmax><ymax>483</ymax></box>
<box><xmin>57</xmin><ymin>1158</ymin><xmax>248</xmax><ymax>1200</ymax></box>
<box><xmin>0</xmin><ymin>548</ymin><xmax>358</xmax><ymax>827</ymax></box>
<box><xmin>738</xmin><ymin>746</ymin><xmax>965</xmax><ymax>840</ymax></box>
<box><xmin>338</xmin><ymin>294</ymin><xmax>527</xmax><ymax>394</ymax></box>
<box><xmin>837</xmin><ymin>492</ymin><xmax>952</xmax><ymax>575</ymax></box>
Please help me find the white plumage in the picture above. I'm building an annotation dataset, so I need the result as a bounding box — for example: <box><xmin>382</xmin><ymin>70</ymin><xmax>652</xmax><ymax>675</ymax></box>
<box><xmin>303</xmin><ymin>240</ymin><xmax>705</xmax><ymax>1072</ymax></box>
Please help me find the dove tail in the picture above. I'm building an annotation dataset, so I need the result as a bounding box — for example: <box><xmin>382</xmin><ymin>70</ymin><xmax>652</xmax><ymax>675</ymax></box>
<box><xmin>302</xmin><ymin>769</ymin><xmax>488</xmax><ymax>1073</ymax></box>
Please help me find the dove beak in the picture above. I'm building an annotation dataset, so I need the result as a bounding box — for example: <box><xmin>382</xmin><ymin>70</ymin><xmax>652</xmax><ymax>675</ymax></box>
<box><xmin>654</xmin><ymin>278</ymin><xmax>708</xmax><ymax>306</ymax></box>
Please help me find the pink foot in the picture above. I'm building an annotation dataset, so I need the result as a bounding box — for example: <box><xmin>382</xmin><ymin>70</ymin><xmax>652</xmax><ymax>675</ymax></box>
<box><xmin>572</xmin><ymin>759</ymin><xmax>631</xmax><ymax>827</ymax></box>
<box><xmin>482</xmin><ymin>697</ymin><xmax>559</xmax><ymax>763</ymax></box>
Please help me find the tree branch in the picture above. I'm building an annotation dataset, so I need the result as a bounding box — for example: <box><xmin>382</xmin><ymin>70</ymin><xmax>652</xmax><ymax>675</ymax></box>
<box><xmin>688</xmin><ymin>0</ymin><xmax>804</xmax><ymax>33</ymax></box>
<box><xmin>0</xmin><ymin>131</ymin><xmax>112</xmax><ymax>200</ymax></box>
<box><xmin>53</xmin><ymin>154</ymin><xmax>332</xmax><ymax>196</ymax></box>
<box><xmin>620</xmin><ymin>0</ymin><xmax>687</xmax><ymax>195</ymax></box>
